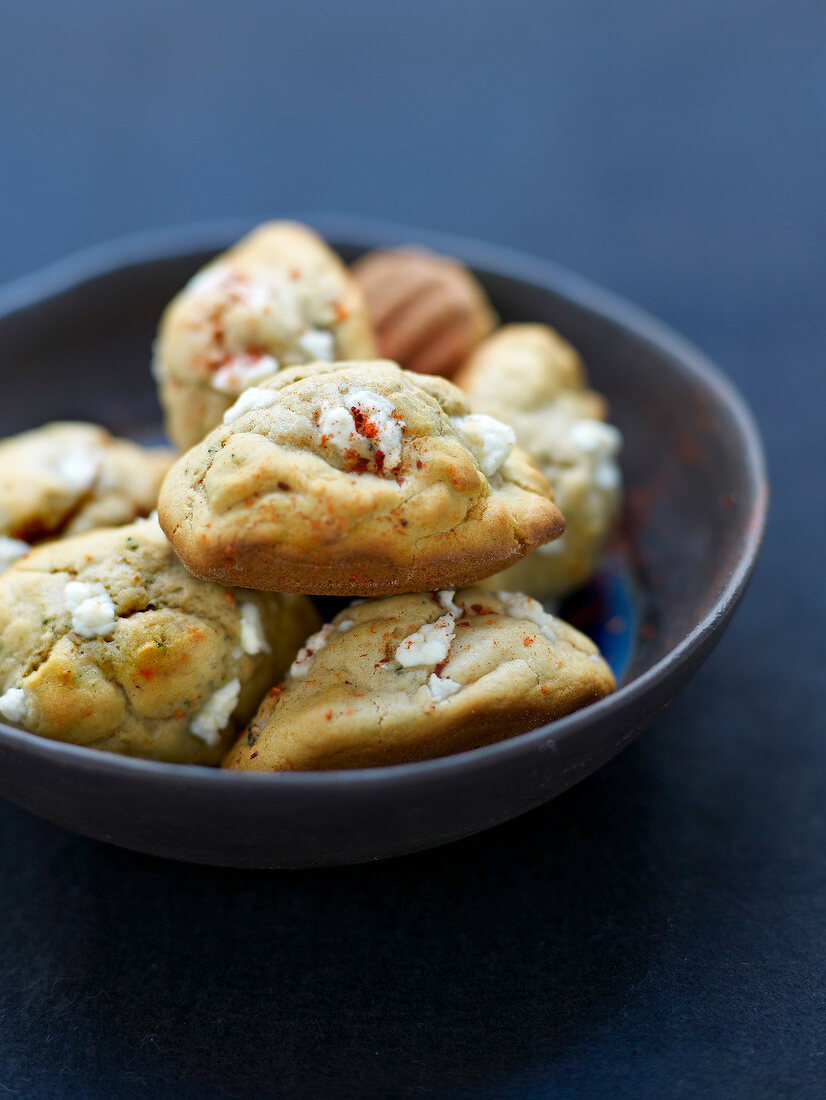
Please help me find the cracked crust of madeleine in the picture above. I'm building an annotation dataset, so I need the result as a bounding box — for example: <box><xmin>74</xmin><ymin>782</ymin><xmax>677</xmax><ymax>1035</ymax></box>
<box><xmin>223</xmin><ymin>587</ymin><xmax>615</xmax><ymax>771</ymax></box>
<box><xmin>0</xmin><ymin>422</ymin><xmax>174</xmax><ymax>545</ymax></box>
<box><xmin>0</xmin><ymin>519</ymin><xmax>318</xmax><ymax>763</ymax></box>
<box><xmin>455</xmin><ymin>325</ymin><xmax>622</xmax><ymax>598</ymax></box>
<box><xmin>158</xmin><ymin>361</ymin><xmax>565</xmax><ymax>596</ymax></box>
<box><xmin>154</xmin><ymin>221</ymin><xmax>377</xmax><ymax>449</ymax></box>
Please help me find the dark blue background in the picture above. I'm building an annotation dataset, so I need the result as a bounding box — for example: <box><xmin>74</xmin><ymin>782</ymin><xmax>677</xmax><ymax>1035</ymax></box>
<box><xmin>1</xmin><ymin>3</ymin><xmax>824</xmax><ymax>1096</ymax></box>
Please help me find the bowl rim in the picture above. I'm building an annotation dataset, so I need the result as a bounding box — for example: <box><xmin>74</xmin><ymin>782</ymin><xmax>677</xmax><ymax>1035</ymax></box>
<box><xmin>0</xmin><ymin>215</ymin><xmax>769</xmax><ymax>790</ymax></box>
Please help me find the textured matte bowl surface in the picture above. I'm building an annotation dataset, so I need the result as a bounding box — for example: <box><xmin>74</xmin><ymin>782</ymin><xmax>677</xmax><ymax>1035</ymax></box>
<box><xmin>0</xmin><ymin>218</ymin><xmax>767</xmax><ymax>867</ymax></box>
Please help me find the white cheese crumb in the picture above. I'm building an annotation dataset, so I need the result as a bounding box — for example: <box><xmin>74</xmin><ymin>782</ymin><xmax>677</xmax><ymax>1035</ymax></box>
<box><xmin>64</xmin><ymin>581</ymin><xmax>117</xmax><ymax>638</ymax></box>
<box><xmin>222</xmin><ymin>386</ymin><xmax>279</xmax><ymax>424</ymax></box>
<box><xmin>395</xmin><ymin>614</ymin><xmax>456</xmax><ymax>667</ymax></box>
<box><xmin>337</xmin><ymin>618</ymin><xmax>355</xmax><ymax>631</ymax></box>
<box><xmin>190</xmin><ymin>678</ymin><xmax>241</xmax><ymax>745</ymax></box>
<box><xmin>426</xmin><ymin>672</ymin><xmax>462</xmax><ymax>702</ymax></box>
<box><xmin>186</xmin><ymin>262</ymin><xmax>232</xmax><ymax>295</ymax></box>
<box><xmin>318</xmin><ymin>404</ymin><xmax>357</xmax><ymax>449</ymax></box>
<box><xmin>212</xmin><ymin>354</ymin><xmax>280</xmax><ymax>395</ymax></box>
<box><xmin>317</xmin><ymin>387</ymin><xmax>403</xmax><ymax>471</ymax></box>
<box><xmin>55</xmin><ymin>448</ymin><xmax>101</xmax><ymax>492</ymax></box>
<box><xmin>135</xmin><ymin>510</ymin><xmax>160</xmax><ymax>528</ymax></box>
<box><xmin>436</xmin><ymin>590</ymin><xmax>462</xmax><ymax>617</ymax></box>
<box><xmin>450</xmin><ymin>413</ymin><xmax>515</xmax><ymax>477</ymax></box>
<box><xmin>289</xmin><ymin>624</ymin><xmax>334</xmax><ymax>678</ymax></box>
<box><xmin>237</xmin><ymin>280</ymin><xmax>272</xmax><ymax>311</ymax></box>
<box><xmin>0</xmin><ymin>537</ymin><xmax>29</xmax><ymax>571</ymax></box>
<box><xmin>239</xmin><ymin>600</ymin><xmax>270</xmax><ymax>656</ymax></box>
<box><xmin>298</xmin><ymin>328</ymin><xmax>336</xmax><ymax>362</ymax></box>
<box><xmin>0</xmin><ymin>687</ymin><xmax>28</xmax><ymax>724</ymax></box>
<box><xmin>536</xmin><ymin>534</ymin><xmax>567</xmax><ymax>557</ymax></box>
<box><xmin>567</xmin><ymin>419</ymin><xmax>623</xmax><ymax>495</ymax></box>
<box><xmin>496</xmin><ymin>591</ymin><xmax>558</xmax><ymax>643</ymax></box>
<box><xmin>567</xmin><ymin>419</ymin><xmax>622</xmax><ymax>455</ymax></box>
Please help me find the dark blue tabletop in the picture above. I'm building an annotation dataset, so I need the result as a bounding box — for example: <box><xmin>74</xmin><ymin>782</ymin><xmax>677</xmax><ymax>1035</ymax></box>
<box><xmin>1</xmin><ymin>3</ymin><xmax>824</xmax><ymax>1096</ymax></box>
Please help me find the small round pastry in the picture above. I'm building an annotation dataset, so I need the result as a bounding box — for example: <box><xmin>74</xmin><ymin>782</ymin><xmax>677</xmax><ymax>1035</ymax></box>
<box><xmin>0</xmin><ymin>517</ymin><xmax>318</xmax><ymax>763</ymax></box>
<box><xmin>223</xmin><ymin>587</ymin><xmax>615</xmax><ymax>771</ymax></box>
<box><xmin>454</xmin><ymin>325</ymin><xmax>622</xmax><ymax>598</ymax></box>
<box><xmin>153</xmin><ymin>221</ymin><xmax>377</xmax><ymax>449</ymax></box>
<box><xmin>351</xmin><ymin>247</ymin><xmax>497</xmax><ymax>377</ymax></box>
<box><xmin>158</xmin><ymin>361</ymin><xmax>566</xmax><ymax>596</ymax></box>
<box><xmin>0</xmin><ymin>422</ymin><xmax>174</xmax><ymax>571</ymax></box>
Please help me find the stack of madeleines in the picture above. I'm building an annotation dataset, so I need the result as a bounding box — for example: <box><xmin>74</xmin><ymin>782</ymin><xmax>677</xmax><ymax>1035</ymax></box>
<box><xmin>0</xmin><ymin>222</ymin><xmax>622</xmax><ymax>769</ymax></box>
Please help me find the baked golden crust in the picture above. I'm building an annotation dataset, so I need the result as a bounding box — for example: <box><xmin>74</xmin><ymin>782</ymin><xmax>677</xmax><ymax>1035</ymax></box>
<box><xmin>0</xmin><ymin>518</ymin><xmax>318</xmax><ymax>762</ymax></box>
<box><xmin>454</xmin><ymin>325</ymin><xmax>622</xmax><ymax>598</ymax></box>
<box><xmin>158</xmin><ymin>361</ymin><xmax>565</xmax><ymax>596</ymax></box>
<box><xmin>0</xmin><ymin>422</ymin><xmax>173</xmax><ymax>560</ymax></box>
<box><xmin>223</xmin><ymin>587</ymin><xmax>615</xmax><ymax>771</ymax></box>
<box><xmin>153</xmin><ymin>221</ymin><xmax>377</xmax><ymax>449</ymax></box>
<box><xmin>351</xmin><ymin>247</ymin><xmax>497</xmax><ymax>377</ymax></box>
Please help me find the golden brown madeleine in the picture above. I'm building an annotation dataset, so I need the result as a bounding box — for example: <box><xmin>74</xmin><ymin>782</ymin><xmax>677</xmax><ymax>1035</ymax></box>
<box><xmin>153</xmin><ymin>221</ymin><xmax>377</xmax><ymax>449</ymax></box>
<box><xmin>0</xmin><ymin>517</ymin><xmax>318</xmax><ymax>763</ymax></box>
<box><xmin>455</xmin><ymin>325</ymin><xmax>622</xmax><ymax>598</ymax></box>
<box><xmin>351</xmin><ymin>247</ymin><xmax>497</xmax><ymax>377</ymax></box>
<box><xmin>158</xmin><ymin>361</ymin><xmax>565</xmax><ymax>596</ymax></box>
<box><xmin>0</xmin><ymin>421</ymin><xmax>173</xmax><ymax>571</ymax></box>
<box><xmin>223</xmin><ymin>587</ymin><xmax>615</xmax><ymax>770</ymax></box>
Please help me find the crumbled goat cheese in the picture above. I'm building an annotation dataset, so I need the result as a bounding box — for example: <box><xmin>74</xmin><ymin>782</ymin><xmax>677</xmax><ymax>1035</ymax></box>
<box><xmin>395</xmin><ymin>614</ymin><xmax>456</xmax><ymax>667</ymax></box>
<box><xmin>135</xmin><ymin>510</ymin><xmax>160</xmax><ymax>528</ymax></box>
<box><xmin>239</xmin><ymin>601</ymin><xmax>270</xmax><ymax>656</ymax></box>
<box><xmin>236</xmin><ymin>279</ymin><xmax>272</xmax><ymax>311</ymax></box>
<box><xmin>222</xmin><ymin>386</ymin><xmax>279</xmax><ymax>424</ymax></box>
<box><xmin>318</xmin><ymin>404</ymin><xmax>357</xmax><ymax>450</ymax></box>
<box><xmin>64</xmin><ymin>581</ymin><xmax>117</xmax><ymax>638</ymax></box>
<box><xmin>190</xmin><ymin>678</ymin><xmax>241</xmax><ymax>745</ymax></box>
<box><xmin>186</xmin><ymin>262</ymin><xmax>232</xmax><ymax>295</ymax></box>
<box><xmin>212</xmin><ymin>354</ymin><xmax>280</xmax><ymax>395</ymax></box>
<box><xmin>55</xmin><ymin>448</ymin><xmax>100</xmax><ymax>492</ymax></box>
<box><xmin>567</xmin><ymin>418</ymin><xmax>622</xmax><ymax>454</ymax></box>
<box><xmin>567</xmin><ymin>419</ymin><xmax>623</xmax><ymax>493</ymax></box>
<box><xmin>0</xmin><ymin>687</ymin><xmax>28</xmax><ymax>724</ymax></box>
<box><xmin>536</xmin><ymin>534</ymin><xmax>567</xmax><ymax>556</ymax></box>
<box><xmin>298</xmin><ymin>328</ymin><xmax>336</xmax><ymax>362</ymax></box>
<box><xmin>337</xmin><ymin>618</ymin><xmax>355</xmax><ymax>631</ymax></box>
<box><xmin>317</xmin><ymin>387</ymin><xmax>403</xmax><ymax>470</ymax></box>
<box><xmin>450</xmin><ymin>414</ymin><xmax>515</xmax><ymax>477</ymax></box>
<box><xmin>0</xmin><ymin>537</ymin><xmax>29</xmax><ymax>571</ymax></box>
<box><xmin>289</xmin><ymin>624</ymin><xmax>334</xmax><ymax>678</ymax></box>
<box><xmin>496</xmin><ymin>591</ymin><xmax>558</xmax><ymax>643</ymax></box>
<box><xmin>426</xmin><ymin>672</ymin><xmax>462</xmax><ymax>702</ymax></box>
<box><xmin>436</xmin><ymin>590</ymin><xmax>462</xmax><ymax>617</ymax></box>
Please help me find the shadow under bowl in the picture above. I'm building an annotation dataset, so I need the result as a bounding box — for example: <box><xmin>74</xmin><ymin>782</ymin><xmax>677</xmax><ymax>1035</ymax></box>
<box><xmin>0</xmin><ymin>216</ymin><xmax>767</xmax><ymax>867</ymax></box>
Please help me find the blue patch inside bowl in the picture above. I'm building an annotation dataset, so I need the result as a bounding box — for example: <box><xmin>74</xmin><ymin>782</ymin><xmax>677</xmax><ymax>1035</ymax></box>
<box><xmin>557</xmin><ymin>548</ymin><xmax>640</xmax><ymax>684</ymax></box>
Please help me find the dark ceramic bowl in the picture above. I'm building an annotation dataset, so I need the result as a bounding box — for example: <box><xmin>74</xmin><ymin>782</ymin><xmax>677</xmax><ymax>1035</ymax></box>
<box><xmin>0</xmin><ymin>217</ymin><xmax>767</xmax><ymax>867</ymax></box>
